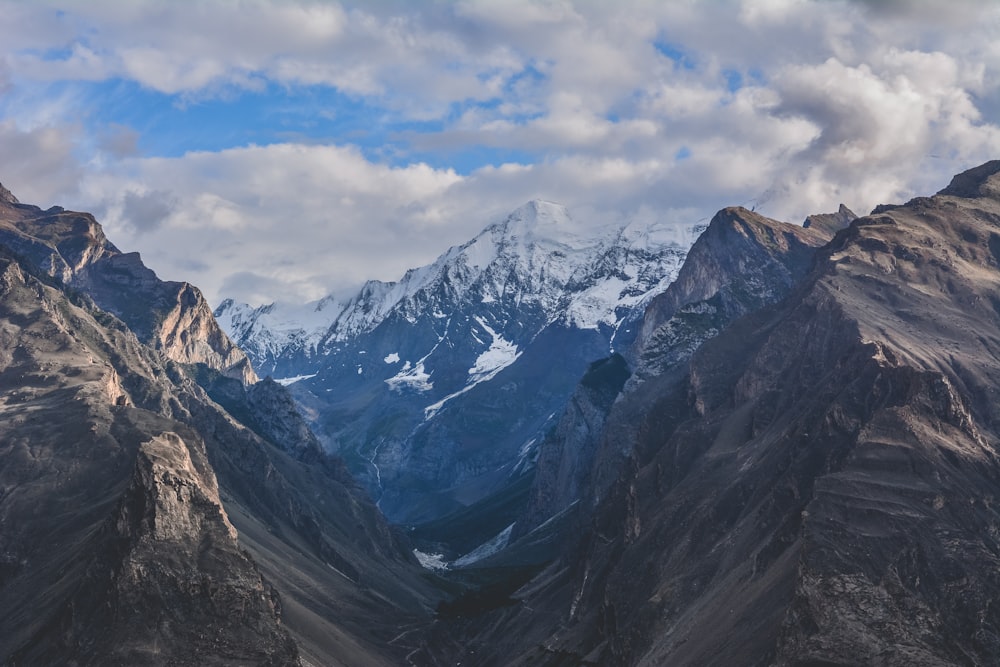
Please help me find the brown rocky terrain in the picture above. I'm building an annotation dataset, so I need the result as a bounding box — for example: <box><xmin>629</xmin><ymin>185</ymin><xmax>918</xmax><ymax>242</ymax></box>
<box><xmin>0</xmin><ymin>254</ymin><xmax>297</xmax><ymax>664</ymax></box>
<box><xmin>423</xmin><ymin>163</ymin><xmax>1000</xmax><ymax>666</ymax></box>
<box><xmin>0</xmin><ymin>192</ymin><xmax>256</xmax><ymax>384</ymax></box>
<box><xmin>0</xmin><ymin>187</ymin><xmax>440</xmax><ymax>665</ymax></box>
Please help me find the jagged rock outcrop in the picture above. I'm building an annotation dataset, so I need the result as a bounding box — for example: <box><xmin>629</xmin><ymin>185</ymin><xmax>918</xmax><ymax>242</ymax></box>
<box><xmin>427</xmin><ymin>164</ymin><xmax>1000</xmax><ymax>666</ymax></box>
<box><xmin>0</xmin><ymin>182</ymin><xmax>17</xmax><ymax>205</ymax></box>
<box><xmin>0</xmin><ymin>190</ymin><xmax>256</xmax><ymax>384</ymax></box>
<box><xmin>633</xmin><ymin>205</ymin><xmax>850</xmax><ymax>382</ymax></box>
<box><xmin>516</xmin><ymin>206</ymin><xmax>852</xmax><ymax>538</ymax></box>
<box><xmin>0</xmin><ymin>252</ymin><xmax>296</xmax><ymax>665</ymax></box>
<box><xmin>803</xmin><ymin>202</ymin><xmax>856</xmax><ymax>238</ymax></box>
<box><xmin>0</xmin><ymin>193</ymin><xmax>439</xmax><ymax>665</ymax></box>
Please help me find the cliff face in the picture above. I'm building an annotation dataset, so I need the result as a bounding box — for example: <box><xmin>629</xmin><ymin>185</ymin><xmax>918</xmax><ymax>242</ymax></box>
<box><xmin>633</xmin><ymin>205</ymin><xmax>849</xmax><ymax>381</ymax></box>
<box><xmin>518</xmin><ymin>206</ymin><xmax>852</xmax><ymax>538</ymax></box>
<box><xmin>0</xmin><ymin>189</ymin><xmax>439</xmax><ymax>665</ymax></box>
<box><xmin>0</xmin><ymin>254</ymin><xmax>297</xmax><ymax>665</ymax></box>
<box><xmin>434</xmin><ymin>164</ymin><xmax>1000</xmax><ymax>666</ymax></box>
<box><xmin>0</xmin><ymin>191</ymin><xmax>256</xmax><ymax>384</ymax></box>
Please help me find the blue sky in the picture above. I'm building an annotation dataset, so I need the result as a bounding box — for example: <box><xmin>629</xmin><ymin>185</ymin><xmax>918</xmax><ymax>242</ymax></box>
<box><xmin>1</xmin><ymin>0</ymin><xmax>999</xmax><ymax>305</ymax></box>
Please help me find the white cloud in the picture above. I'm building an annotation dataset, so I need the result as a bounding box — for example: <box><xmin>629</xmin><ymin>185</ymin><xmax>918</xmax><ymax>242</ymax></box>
<box><xmin>0</xmin><ymin>120</ymin><xmax>82</xmax><ymax>205</ymax></box>
<box><xmin>76</xmin><ymin>143</ymin><xmax>466</xmax><ymax>303</ymax></box>
<box><xmin>0</xmin><ymin>0</ymin><xmax>999</xmax><ymax>305</ymax></box>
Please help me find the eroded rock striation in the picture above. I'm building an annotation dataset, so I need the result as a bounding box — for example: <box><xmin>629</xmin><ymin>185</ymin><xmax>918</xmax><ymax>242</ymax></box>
<box><xmin>431</xmin><ymin>164</ymin><xmax>1000</xmax><ymax>666</ymax></box>
<box><xmin>0</xmin><ymin>186</ymin><xmax>438</xmax><ymax>666</ymax></box>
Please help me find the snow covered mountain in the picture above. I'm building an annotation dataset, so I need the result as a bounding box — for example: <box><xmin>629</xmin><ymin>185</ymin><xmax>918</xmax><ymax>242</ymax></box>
<box><xmin>216</xmin><ymin>200</ymin><xmax>700</xmax><ymax>525</ymax></box>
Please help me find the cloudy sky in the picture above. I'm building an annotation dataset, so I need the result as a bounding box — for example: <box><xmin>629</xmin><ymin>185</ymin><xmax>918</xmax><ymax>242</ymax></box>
<box><xmin>1</xmin><ymin>0</ymin><xmax>999</xmax><ymax>306</ymax></box>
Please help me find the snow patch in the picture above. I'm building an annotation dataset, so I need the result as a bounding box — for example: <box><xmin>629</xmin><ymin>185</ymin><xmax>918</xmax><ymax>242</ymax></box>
<box><xmin>513</xmin><ymin>437</ymin><xmax>538</xmax><ymax>474</ymax></box>
<box><xmin>413</xmin><ymin>549</ymin><xmax>449</xmax><ymax>571</ymax></box>
<box><xmin>273</xmin><ymin>373</ymin><xmax>317</xmax><ymax>386</ymax></box>
<box><xmin>468</xmin><ymin>317</ymin><xmax>521</xmax><ymax>383</ymax></box>
<box><xmin>452</xmin><ymin>523</ymin><xmax>515</xmax><ymax>568</ymax></box>
<box><xmin>385</xmin><ymin>361</ymin><xmax>433</xmax><ymax>392</ymax></box>
<box><xmin>423</xmin><ymin>317</ymin><xmax>522</xmax><ymax>419</ymax></box>
<box><xmin>565</xmin><ymin>276</ymin><xmax>630</xmax><ymax>330</ymax></box>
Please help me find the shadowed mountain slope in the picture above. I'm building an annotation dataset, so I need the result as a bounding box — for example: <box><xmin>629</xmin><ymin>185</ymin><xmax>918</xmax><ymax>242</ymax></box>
<box><xmin>518</xmin><ymin>205</ymin><xmax>852</xmax><ymax>540</ymax></box>
<box><xmin>0</xmin><ymin>187</ymin><xmax>440</xmax><ymax>666</ymax></box>
<box><xmin>424</xmin><ymin>162</ymin><xmax>1000</xmax><ymax>666</ymax></box>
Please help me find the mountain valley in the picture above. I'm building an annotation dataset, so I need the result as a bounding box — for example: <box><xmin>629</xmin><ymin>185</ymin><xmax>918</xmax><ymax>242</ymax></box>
<box><xmin>5</xmin><ymin>161</ymin><xmax>1000</xmax><ymax>666</ymax></box>
<box><xmin>217</xmin><ymin>201</ymin><xmax>700</xmax><ymax>529</ymax></box>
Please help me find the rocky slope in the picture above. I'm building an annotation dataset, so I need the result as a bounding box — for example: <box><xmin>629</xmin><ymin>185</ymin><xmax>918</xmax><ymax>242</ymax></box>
<box><xmin>0</xmin><ymin>253</ymin><xmax>297</xmax><ymax>664</ymax></box>
<box><xmin>423</xmin><ymin>163</ymin><xmax>1000</xmax><ymax>666</ymax></box>
<box><xmin>0</xmin><ymin>186</ymin><xmax>439</xmax><ymax>665</ymax></box>
<box><xmin>0</xmin><ymin>193</ymin><xmax>256</xmax><ymax>384</ymax></box>
<box><xmin>218</xmin><ymin>201</ymin><xmax>698</xmax><ymax>526</ymax></box>
<box><xmin>632</xmin><ymin>205</ymin><xmax>853</xmax><ymax>380</ymax></box>
<box><xmin>517</xmin><ymin>205</ymin><xmax>853</xmax><ymax>539</ymax></box>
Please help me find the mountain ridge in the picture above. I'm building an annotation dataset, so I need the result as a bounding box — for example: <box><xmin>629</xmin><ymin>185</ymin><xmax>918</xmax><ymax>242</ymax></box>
<box><xmin>217</xmin><ymin>199</ymin><xmax>698</xmax><ymax>525</ymax></box>
<box><xmin>0</xmin><ymin>185</ymin><xmax>440</xmax><ymax>666</ymax></box>
<box><xmin>516</xmin><ymin>203</ymin><xmax>854</xmax><ymax>541</ymax></box>
<box><xmin>217</xmin><ymin>199</ymin><xmax>698</xmax><ymax>379</ymax></box>
<box><xmin>428</xmin><ymin>161</ymin><xmax>1000</xmax><ymax>666</ymax></box>
<box><xmin>0</xmin><ymin>189</ymin><xmax>257</xmax><ymax>384</ymax></box>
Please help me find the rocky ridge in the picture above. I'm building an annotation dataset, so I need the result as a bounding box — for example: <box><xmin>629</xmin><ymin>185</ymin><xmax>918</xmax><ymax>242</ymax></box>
<box><xmin>516</xmin><ymin>205</ymin><xmax>853</xmax><ymax>539</ymax></box>
<box><xmin>0</xmin><ymin>252</ymin><xmax>297</xmax><ymax>664</ymax></box>
<box><xmin>427</xmin><ymin>161</ymin><xmax>1000</xmax><ymax>666</ymax></box>
<box><xmin>0</xmin><ymin>186</ymin><xmax>439</xmax><ymax>665</ymax></box>
<box><xmin>0</xmin><ymin>193</ymin><xmax>256</xmax><ymax>384</ymax></box>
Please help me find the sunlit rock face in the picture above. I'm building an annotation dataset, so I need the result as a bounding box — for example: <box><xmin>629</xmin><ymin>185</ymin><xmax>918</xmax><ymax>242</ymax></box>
<box><xmin>0</xmin><ymin>191</ymin><xmax>257</xmax><ymax>384</ymax></box>
<box><xmin>0</xmin><ymin>185</ymin><xmax>438</xmax><ymax>666</ymax></box>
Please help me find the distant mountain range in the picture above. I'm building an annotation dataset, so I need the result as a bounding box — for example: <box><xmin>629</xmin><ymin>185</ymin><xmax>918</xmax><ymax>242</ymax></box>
<box><xmin>216</xmin><ymin>200</ymin><xmax>700</xmax><ymax>525</ymax></box>
<box><xmin>8</xmin><ymin>161</ymin><xmax>1000</xmax><ymax>666</ymax></box>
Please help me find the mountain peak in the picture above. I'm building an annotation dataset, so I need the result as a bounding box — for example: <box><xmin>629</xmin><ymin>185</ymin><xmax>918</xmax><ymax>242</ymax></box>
<box><xmin>0</xmin><ymin>182</ymin><xmax>18</xmax><ymax>205</ymax></box>
<box><xmin>803</xmin><ymin>203</ymin><xmax>857</xmax><ymax>237</ymax></box>
<box><xmin>491</xmin><ymin>199</ymin><xmax>602</xmax><ymax>251</ymax></box>
<box><xmin>515</xmin><ymin>198</ymin><xmax>567</xmax><ymax>220</ymax></box>
<box><xmin>937</xmin><ymin>160</ymin><xmax>1000</xmax><ymax>199</ymax></box>
<box><xmin>501</xmin><ymin>199</ymin><xmax>571</xmax><ymax>234</ymax></box>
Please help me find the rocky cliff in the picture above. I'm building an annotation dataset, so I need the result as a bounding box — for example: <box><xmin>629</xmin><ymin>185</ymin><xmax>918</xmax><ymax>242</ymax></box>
<box><xmin>0</xmin><ymin>189</ymin><xmax>439</xmax><ymax>665</ymax></box>
<box><xmin>426</xmin><ymin>163</ymin><xmax>1000</xmax><ymax>666</ymax></box>
<box><xmin>0</xmin><ymin>191</ymin><xmax>256</xmax><ymax>384</ymax></box>
<box><xmin>633</xmin><ymin>205</ymin><xmax>851</xmax><ymax>381</ymax></box>
<box><xmin>517</xmin><ymin>205</ymin><xmax>852</xmax><ymax>538</ymax></box>
<box><xmin>0</xmin><ymin>254</ymin><xmax>297</xmax><ymax>664</ymax></box>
